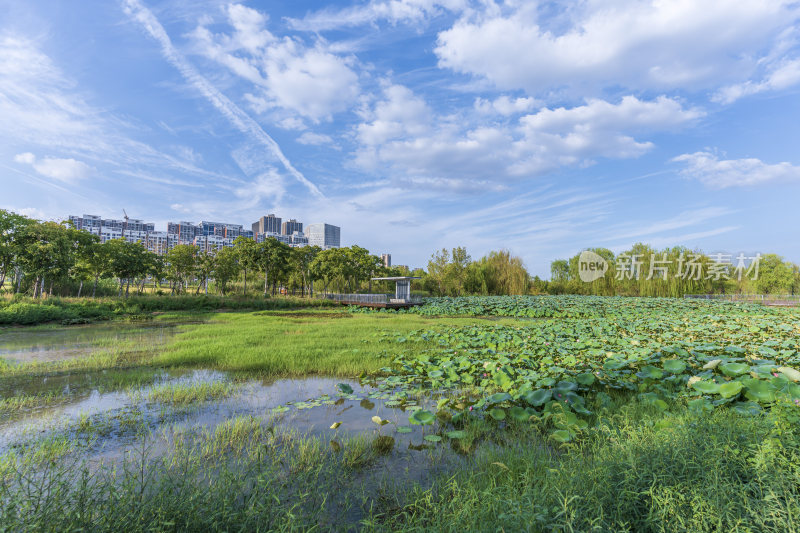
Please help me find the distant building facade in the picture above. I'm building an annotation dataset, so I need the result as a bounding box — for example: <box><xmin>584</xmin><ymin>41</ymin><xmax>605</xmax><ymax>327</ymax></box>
<box><xmin>252</xmin><ymin>214</ymin><xmax>281</xmax><ymax>235</ymax></box>
<box><xmin>381</xmin><ymin>254</ymin><xmax>391</xmax><ymax>267</ymax></box>
<box><xmin>306</xmin><ymin>223</ymin><xmax>341</xmax><ymax>249</ymax></box>
<box><xmin>281</xmin><ymin>219</ymin><xmax>303</xmax><ymax>236</ymax></box>
<box><xmin>69</xmin><ymin>213</ymin><xmax>338</xmax><ymax>255</ymax></box>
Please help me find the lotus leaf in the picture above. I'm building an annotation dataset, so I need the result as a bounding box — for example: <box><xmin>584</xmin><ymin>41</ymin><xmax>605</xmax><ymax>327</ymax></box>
<box><xmin>719</xmin><ymin>381</ymin><xmax>744</xmax><ymax>399</ymax></box>
<box><xmin>720</xmin><ymin>362</ymin><xmax>749</xmax><ymax>377</ymax></box>
<box><xmin>662</xmin><ymin>360</ymin><xmax>687</xmax><ymax>374</ymax></box>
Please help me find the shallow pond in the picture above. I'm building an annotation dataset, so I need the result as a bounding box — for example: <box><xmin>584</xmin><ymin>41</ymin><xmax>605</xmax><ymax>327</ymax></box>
<box><xmin>0</xmin><ymin>370</ymin><xmax>456</xmax><ymax>457</ymax></box>
<box><xmin>0</xmin><ymin>321</ymin><xmax>183</xmax><ymax>365</ymax></box>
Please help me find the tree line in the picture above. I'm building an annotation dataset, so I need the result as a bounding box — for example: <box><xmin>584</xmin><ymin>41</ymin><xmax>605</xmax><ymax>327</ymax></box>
<box><xmin>0</xmin><ymin>210</ymin><xmax>399</xmax><ymax>298</ymax></box>
<box><xmin>3</xmin><ymin>209</ymin><xmax>798</xmax><ymax>299</ymax></box>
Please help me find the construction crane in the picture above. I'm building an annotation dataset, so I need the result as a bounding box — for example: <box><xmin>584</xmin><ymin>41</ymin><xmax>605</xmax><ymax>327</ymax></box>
<box><xmin>122</xmin><ymin>209</ymin><xmax>129</xmax><ymax>240</ymax></box>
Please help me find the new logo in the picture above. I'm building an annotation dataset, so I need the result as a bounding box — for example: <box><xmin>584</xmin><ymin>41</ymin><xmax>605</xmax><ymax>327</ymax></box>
<box><xmin>579</xmin><ymin>250</ymin><xmax>608</xmax><ymax>282</ymax></box>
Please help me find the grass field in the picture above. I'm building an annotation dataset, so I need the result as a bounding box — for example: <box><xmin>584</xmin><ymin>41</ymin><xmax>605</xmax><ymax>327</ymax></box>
<box><xmin>2</xmin><ymin>296</ymin><xmax>800</xmax><ymax>531</ymax></box>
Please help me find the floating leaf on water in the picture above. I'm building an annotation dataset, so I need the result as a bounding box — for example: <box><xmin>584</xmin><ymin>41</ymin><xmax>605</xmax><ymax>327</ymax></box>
<box><xmin>603</xmin><ymin>359</ymin><xmax>627</xmax><ymax>371</ymax></box>
<box><xmin>337</xmin><ymin>383</ymin><xmax>354</xmax><ymax>395</ymax></box>
<box><xmin>423</xmin><ymin>435</ymin><xmax>442</xmax><ymax>443</ymax></box>
<box><xmin>396</xmin><ymin>426</ymin><xmax>413</xmax><ymax>434</ymax></box>
<box><xmin>662</xmin><ymin>360</ymin><xmax>686</xmax><ymax>374</ymax></box>
<box><xmin>330</xmin><ymin>422</ymin><xmax>342</xmax><ymax>429</ymax></box>
<box><xmin>719</xmin><ymin>381</ymin><xmax>744</xmax><ymax>399</ymax></box>
<box><xmin>719</xmin><ymin>362</ymin><xmax>749</xmax><ymax>377</ymax></box>
<box><xmin>409</xmin><ymin>409</ymin><xmax>435</xmax><ymax>426</ymax></box>
<box><xmin>271</xmin><ymin>405</ymin><xmax>290</xmax><ymax>414</ymax></box>
<box><xmin>637</xmin><ymin>366</ymin><xmax>663</xmax><ymax>380</ymax></box>
<box><xmin>488</xmin><ymin>408</ymin><xmax>506</xmax><ymax>421</ymax></box>
<box><xmin>743</xmin><ymin>379</ymin><xmax>777</xmax><ymax>403</ymax></box>
<box><xmin>555</xmin><ymin>380</ymin><xmax>578</xmax><ymax>393</ymax></box>
<box><xmin>508</xmin><ymin>406</ymin><xmax>530</xmax><ymax>422</ymax></box>
<box><xmin>525</xmin><ymin>389</ymin><xmax>552</xmax><ymax>407</ymax></box>
<box><xmin>691</xmin><ymin>380</ymin><xmax>721</xmax><ymax>394</ymax></box>
<box><xmin>487</xmin><ymin>392</ymin><xmax>512</xmax><ymax>404</ymax></box>
<box><xmin>446</xmin><ymin>430</ymin><xmax>467</xmax><ymax>439</ymax></box>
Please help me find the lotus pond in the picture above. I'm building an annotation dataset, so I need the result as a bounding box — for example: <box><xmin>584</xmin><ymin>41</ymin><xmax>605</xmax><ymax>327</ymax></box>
<box><xmin>2</xmin><ymin>296</ymin><xmax>800</xmax><ymax>531</ymax></box>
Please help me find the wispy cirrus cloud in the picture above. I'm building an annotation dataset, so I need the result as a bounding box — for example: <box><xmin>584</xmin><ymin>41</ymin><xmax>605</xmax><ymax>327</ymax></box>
<box><xmin>122</xmin><ymin>0</ymin><xmax>324</xmax><ymax>198</ymax></box>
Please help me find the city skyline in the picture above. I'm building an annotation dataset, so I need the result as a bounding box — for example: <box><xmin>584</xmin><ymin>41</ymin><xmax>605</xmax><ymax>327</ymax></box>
<box><xmin>3</xmin><ymin>1</ymin><xmax>800</xmax><ymax>276</ymax></box>
<box><xmin>68</xmin><ymin>211</ymin><xmax>342</xmax><ymax>253</ymax></box>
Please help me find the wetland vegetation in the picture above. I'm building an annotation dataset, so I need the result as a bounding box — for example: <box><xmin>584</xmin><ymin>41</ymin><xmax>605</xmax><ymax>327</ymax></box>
<box><xmin>2</xmin><ymin>295</ymin><xmax>800</xmax><ymax>531</ymax></box>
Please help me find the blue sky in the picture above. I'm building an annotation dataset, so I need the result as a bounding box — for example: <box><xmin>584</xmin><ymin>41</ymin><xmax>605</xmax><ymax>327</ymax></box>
<box><xmin>2</xmin><ymin>0</ymin><xmax>800</xmax><ymax>276</ymax></box>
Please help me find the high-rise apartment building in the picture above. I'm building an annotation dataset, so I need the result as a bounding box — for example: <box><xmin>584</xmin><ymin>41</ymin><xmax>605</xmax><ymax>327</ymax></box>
<box><xmin>381</xmin><ymin>254</ymin><xmax>391</xmax><ymax>267</ymax></box>
<box><xmin>167</xmin><ymin>221</ymin><xmax>198</xmax><ymax>244</ymax></box>
<box><xmin>198</xmin><ymin>221</ymin><xmax>244</xmax><ymax>239</ymax></box>
<box><xmin>252</xmin><ymin>214</ymin><xmax>281</xmax><ymax>235</ymax></box>
<box><xmin>306</xmin><ymin>223</ymin><xmax>340</xmax><ymax>249</ymax></box>
<box><xmin>70</xmin><ymin>212</ymin><xmax>335</xmax><ymax>255</ymax></box>
<box><xmin>281</xmin><ymin>219</ymin><xmax>302</xmax><ymax>236</ymax></box>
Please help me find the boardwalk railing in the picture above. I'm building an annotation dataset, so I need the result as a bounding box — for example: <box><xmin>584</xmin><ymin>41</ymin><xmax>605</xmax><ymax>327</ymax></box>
<box><xmin>320</xmin><ymin>293</ymin><xmax>388</xmax><ymax>304</ymax></box>
<box><xmin>318</xmin><ymin>293</ymin><xmax>424</xmax><ymax>304</ymax></box>
<box><xmin>684</xmin><ymin>294</ymin><xmax>800</xmax><ymax>306</ymax></box>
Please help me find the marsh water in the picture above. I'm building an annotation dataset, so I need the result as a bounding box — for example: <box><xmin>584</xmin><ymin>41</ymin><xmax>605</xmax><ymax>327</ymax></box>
<box><xmin>0</xmin><ymin>321</ymin><xmax>181</xmax><ymax>365</ymax></box>
<box><xmin>0</xmin><ymin>321</ymin><xmax>465</xmax><ymax>473</ymax></box>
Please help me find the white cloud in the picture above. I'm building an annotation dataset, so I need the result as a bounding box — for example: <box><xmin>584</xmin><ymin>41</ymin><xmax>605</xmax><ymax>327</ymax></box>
<box><xmin>355</xmin><ymin>87</ymin><xmax>702</xmax><ymax>183</ymax></box>
<box><xmin>714</xmin><ymin>57</ymin><xmax>800</xmax><ymax>104</ymax></box>
<box><xmin>510</xmin><ymin>96</ymin><xmax>703</xmax><ymax>174</ymax></box>
<box><xmin>296</xmin><ymin>132</ymin><xmax>335</xmax><ymax>146</ymax></box>
<box><xmin>13</xmin><ymin>152</ymin><xmax>35</xmax><ymax>164</ymax></box>
<box><xmin>474</xmin><ymin>95</ymin><xmax>539</xmax><ymax>116</ymax></box>
<box><xmin>435</xmin><ymin>1</ymin><xmax>799</xmax><ymax>95</ymax></box>
<box><xmin>189</xmin><ymin>4</ymin><xmax>360</xmax><ymax>121</ymax></box>
<box><xmin>288</xmin><ymin>0</ymin><xmax>467</xmax><ymax>32</ymax></box>
<box><xmin>276</xmin><ymin>117</ymin><xmax>306</xmax><ymax>131</ymax></box>
<box><xmin>14</xmin><ymin>152</ymin><xmax>91</xmax><ymax>183</ymax></box>
<box><xmin>672</xmin><ymin>151</ymin><xmax>800</xmax><ymax>188</ymax></box>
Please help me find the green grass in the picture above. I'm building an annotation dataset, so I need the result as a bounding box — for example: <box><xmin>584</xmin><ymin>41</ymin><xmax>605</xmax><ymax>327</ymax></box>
<box><xmin>146</xmin><ymin>381</ymin><xmax>238</xmax><ymax>406</ymax></box>
<box><xmin>153</xmin><ymin>310</ymin><xmax>521</xmax><ymax>377</ymax></box>
<box><xmin>374</xmin><ymin>404</ymin><xmax>800</xmax><ymax>532</ymax></box>
<box><xmin>0</xmin><ymin>294</ymin><xmax>336</xmax><ymax>326</ymax></box>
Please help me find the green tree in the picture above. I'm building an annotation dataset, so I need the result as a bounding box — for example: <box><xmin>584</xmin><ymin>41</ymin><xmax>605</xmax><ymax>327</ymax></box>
<box><xmin>255</xmin><ymin>238</ymin><xmax>290</xmax><ymax>296</ymax></box>
<box><xmin>233</xmin><ymin>236</ymin><xmax>258</xmax><ymax>296</ymax></box>
<box><xmin>291</xmin><ymin>245</ymin><xmax>320</xmax><ymax>296</ymax></box>
<box><xmin>165</xmin><ymin>244</ymin><xmax>197</xmax><ymax>294</ymax></box>
<box><xmin>0</xmin><ymin>209</ymin><xmax>30</xmax><ymax>292</ymax></box>
<box><xmin>195</xmin><ymin>251</ymin><xmax>215</xmax><ymax>295</ymax></box>
<box><xmin>755</xmin><ymin>254</ymin><xmax>794</xmax><ymax>294</ymax></box>
<box><xmin>212</xmin><ymin>246</ymin><xmax>240</xmax><ymax>296</ymax></box>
